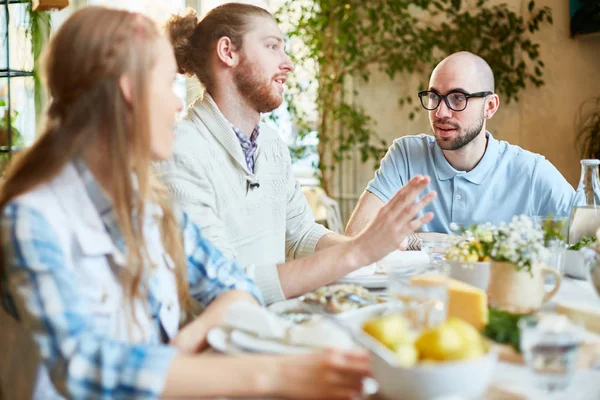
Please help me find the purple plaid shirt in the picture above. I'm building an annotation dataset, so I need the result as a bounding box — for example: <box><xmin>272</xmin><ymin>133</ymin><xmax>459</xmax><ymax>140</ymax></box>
<box><xmin>229</xmin><ymin>122</ymin><xmax>260</xmax><ymax>173</ymax></box>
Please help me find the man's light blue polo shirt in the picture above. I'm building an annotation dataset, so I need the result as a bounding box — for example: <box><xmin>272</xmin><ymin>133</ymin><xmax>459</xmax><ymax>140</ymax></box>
<box><xmin>366</xmin><ymin>132</ymin><xmax>575</xmax><ymax>233</ymax></box>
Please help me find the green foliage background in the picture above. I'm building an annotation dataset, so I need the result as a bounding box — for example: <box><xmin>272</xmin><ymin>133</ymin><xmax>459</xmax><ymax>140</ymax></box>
<box><xmin>275</xmin><ymin>0</ymin><xmax>552</xmax><ymax>193</ymax></box>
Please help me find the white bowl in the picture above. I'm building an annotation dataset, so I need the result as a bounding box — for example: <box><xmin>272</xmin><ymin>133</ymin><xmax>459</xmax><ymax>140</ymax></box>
<box><xmin>343</xmin><ymin>305</ymin><xmax>497</xmax><ymax>400</ymax></box>
<box><xmin>446</xmin><ymin>260</ymin><xmax>490</xmax><ymax>290</ymax></box>
<box><xmin>564</xmin><ymin>249</ymin><xmax>587</xmax><ymax>279</ymax></box>
<box><xmin>370</xmin><ymin>337</ymin><xmax>497</xmax><ymax>400</ymax></box>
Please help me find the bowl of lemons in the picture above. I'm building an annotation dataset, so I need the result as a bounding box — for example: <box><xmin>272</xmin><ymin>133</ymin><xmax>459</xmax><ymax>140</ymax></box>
<box><xmin>360</xmin><ymin>312</ymin><xmax>497</xmax><ymax>400</ymax></box>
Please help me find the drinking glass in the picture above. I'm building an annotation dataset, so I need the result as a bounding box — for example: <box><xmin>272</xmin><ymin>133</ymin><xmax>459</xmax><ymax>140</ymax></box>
<box><xmin>533</xmin><ymin>215</ymin><xmax>568</xmax><ymax>281</ymax></box>
<box><xmin>387</xmin><ymin>263</ymin><xmax>448</xmax><ymax>329</ymax></box>
<box><xmin>421</xmin><ymin>236</ymin><xmax>460</xmax><ymax>266</ymax></box>
<box><xmin>519</xmin><ymin>315</ymin><xmax>581</xmax><ymax>393</ymax></box>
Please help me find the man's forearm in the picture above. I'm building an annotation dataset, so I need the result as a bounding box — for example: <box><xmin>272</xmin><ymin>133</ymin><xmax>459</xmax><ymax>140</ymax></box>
<box><xmin>278</xmin><ymin>240</ymin><xmax>366</xmax><ymax>299</ymax></box>
<box><xmin>314</xmin><ymin>232</ymin><xmax>351</xmax><ymax>251</ymax></box>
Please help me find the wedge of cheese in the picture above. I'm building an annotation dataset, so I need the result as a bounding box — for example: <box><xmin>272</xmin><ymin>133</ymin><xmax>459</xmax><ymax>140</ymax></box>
<box><xmin>411</xmin><ymin>275</ymin><xmax>488</xmax><ymax>330</ymax></box>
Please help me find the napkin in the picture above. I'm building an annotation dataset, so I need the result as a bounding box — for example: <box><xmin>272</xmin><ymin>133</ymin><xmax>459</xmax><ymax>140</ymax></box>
<box><xmin>225</xmin><ymin>301</ymin><xmax>290</xmax><ymax>339</ymax></box>
<box><xmin>289</xmin><ymin>318</ymin><xmax>355</xmax><ymax>349</ymax></box>
<box><xmin>377</xmin><ymin>250</ymin><xmax>431</xmax><ymax>273</ymax></box>
<box><xmin>224</xmin><ymin>302</ymin><xmax>356</xmax><ymax>352</ymax></box>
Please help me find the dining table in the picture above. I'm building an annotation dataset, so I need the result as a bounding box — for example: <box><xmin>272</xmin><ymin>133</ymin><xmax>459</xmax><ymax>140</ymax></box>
<box><xmin>185</xmin><ymin>273</ymin><xmax>600</xmax><ymax>400</ymax></box>
<box><xmin>364</xmin><ymin>275</ymin><xmax>600</xmax><ymax>400</ymax></box>
<box><xmin>200</xmin><ymin>275</ymin><xmax>600</xmax><ymax>400</ymax></box>
<box><xmin>480</xmin><ymin>276</ymin><xmax>600</xmax><ymax>400</ymax></box>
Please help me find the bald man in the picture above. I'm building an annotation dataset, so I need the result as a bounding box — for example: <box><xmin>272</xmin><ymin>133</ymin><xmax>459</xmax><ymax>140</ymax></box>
<box><xmin>346</xmin><ymin>52</ymin><xmax>574</xmax><ymax>247</ymax></box>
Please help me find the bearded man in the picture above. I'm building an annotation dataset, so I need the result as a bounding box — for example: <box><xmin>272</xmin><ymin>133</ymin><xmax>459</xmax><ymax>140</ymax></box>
<box><xmin>346</xmin><ymin>51</ymin><xmax>574</xmax><ymax>248</ymax></box>
<box><xmin>157</xmin><ymin>4</ymin><xmax>437</xmax><ymax>304</ymax></box>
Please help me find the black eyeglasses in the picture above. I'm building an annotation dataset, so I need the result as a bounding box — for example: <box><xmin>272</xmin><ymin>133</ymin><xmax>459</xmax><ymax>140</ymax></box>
<box><xmin>418</xmin><ymin>90</ymin><xmax>493</xmax><ymax>112</ymax></box>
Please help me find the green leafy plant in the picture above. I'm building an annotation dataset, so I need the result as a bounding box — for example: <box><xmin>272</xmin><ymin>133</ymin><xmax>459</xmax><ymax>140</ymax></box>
<box><xmin>25</xmin><ymin>2</ymin><xmax>51</xmax><ymax>120</ymax></box>
<box><xmin>538</xmin><ymin>215</ymin><xmax>567</xmax><ymax>245</ymax></box>
<box><xmin>483</xmin><ymin>307</ymin><xmax>523</xmax><ymax>352</ymax></box>
<box><xmin>567</xmin><ymin>236</ymin><xmax>597</xmax><ymax>251</ymax></box>
<box><xmin>575</xmin><ymin>96</ymin><xmax>600</xmax><ymax>160</ymax></box>
<box><xmin>275</xmin><ymin>0</ymin><xmax>553</xmax><ymax>194</ymax></box>
<box><xmin>0</xmin><ymin>2</ymin><xmax>50</xmax><ymax>173</ymax></box>
<box><xmin>0</xmin><ymin>99</ymin><xmax>24</xmax><ymax>171</ymax></box>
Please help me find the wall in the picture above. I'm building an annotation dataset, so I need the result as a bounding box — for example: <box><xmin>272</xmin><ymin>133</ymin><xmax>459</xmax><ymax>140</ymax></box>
<box><xmin>333</xmin><ymin>0</ymin><xmax>600</xmax><ymax>222</ymax></box>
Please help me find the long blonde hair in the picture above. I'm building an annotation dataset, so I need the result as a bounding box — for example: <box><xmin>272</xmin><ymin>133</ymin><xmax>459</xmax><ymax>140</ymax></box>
<box><xmin>0</xmin><ymin>6</ymin><xmax>191</xmax><ymax>315</ymax></box>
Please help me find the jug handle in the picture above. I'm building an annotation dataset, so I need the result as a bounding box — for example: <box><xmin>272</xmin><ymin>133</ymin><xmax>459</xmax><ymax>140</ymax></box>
<box><xmin>542</xmin><ymin>267</ymin><xmax>561</xmax><ymax>303</ymax></box>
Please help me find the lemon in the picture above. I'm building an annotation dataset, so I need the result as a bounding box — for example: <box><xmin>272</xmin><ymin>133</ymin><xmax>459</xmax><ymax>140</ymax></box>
<box><xmin>393</xmin><ymin>343</ymin><xmax>419</xmax><ymax>367</ymax></box>
<box><xmin>415</xmin><ymin>318</ymin><xmax>486</xmax><ymax>362</ymax></box>
<box><xmin>446</xmin><ymin>317</ymin><xmax>481</xmax><ymax>343</ymax></box>
<box><xmin>415</xmin><ymin>323</ymin><xmax>464</xmax><ymax>361</ymax></box>
<box><xmin>362</xmin><ymin>314</ymin><xmax>411</xmax><ymax>349</ymax></box>
<box><xmin>445</xmin><ymin>317</ymin><xmax>486</xmax><ymax>359</ymax></box>
<box><xmin>459</xmin><ymin>344</ymin><xmax>485</xmax><ymax>360</ymax></box>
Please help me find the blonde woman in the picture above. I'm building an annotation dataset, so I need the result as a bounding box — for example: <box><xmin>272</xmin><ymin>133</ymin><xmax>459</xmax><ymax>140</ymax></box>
<box><xmin>0</xmin><ymin>6</ymin><xmax>376</xmax><ymax>399</ymax></box>
<box><xmin>0</xmin><ymin>5</ymin><xmax>434</xmax><ymax>400</ymax></box>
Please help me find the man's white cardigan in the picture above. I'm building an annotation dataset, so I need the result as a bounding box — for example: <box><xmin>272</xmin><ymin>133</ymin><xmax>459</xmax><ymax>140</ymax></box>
<box><xmin>156</xmin><ymin>94</ymin><xmax>330</xmax><ymax>304</ymax></box>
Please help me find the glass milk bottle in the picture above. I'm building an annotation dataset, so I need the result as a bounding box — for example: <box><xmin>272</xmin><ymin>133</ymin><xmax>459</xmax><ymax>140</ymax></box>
<box><xmin>568</xmin><ymin>159</ymin><xmax>600</xmax><ymax>245</ymax></box>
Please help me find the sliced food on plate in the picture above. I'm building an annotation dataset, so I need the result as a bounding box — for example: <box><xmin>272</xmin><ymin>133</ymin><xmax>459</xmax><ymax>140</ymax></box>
<box><xmin>300</xmin><ymin>284</ymin><xmax>387</xmax><ymax>313</ymax></box>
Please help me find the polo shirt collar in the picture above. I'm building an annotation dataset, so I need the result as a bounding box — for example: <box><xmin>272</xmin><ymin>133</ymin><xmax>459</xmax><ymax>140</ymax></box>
<box><xmin>433</xmin><ymin>131</ymin><xmax>499</xmax><ymax>185</ymax></box>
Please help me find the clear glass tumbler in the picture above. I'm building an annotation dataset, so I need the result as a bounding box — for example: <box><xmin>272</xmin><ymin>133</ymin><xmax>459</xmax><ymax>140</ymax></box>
<box><xmin>519</xmin><ymin>315</ymin><xmax>581</xmax><ymax>393</ymax></box>
<box><xmin>387</xmin><ymin>264</ymin><xmax>448</xmax><ymax>329</ymax></box>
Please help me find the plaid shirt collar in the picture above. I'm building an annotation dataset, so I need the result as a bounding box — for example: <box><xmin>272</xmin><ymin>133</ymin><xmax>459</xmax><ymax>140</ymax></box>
<box><xmin>73</xmin><ymin>159</ymin><xmax>113</xmax><ymax>217</ymax></box>
<box><xmin>228</xmin><ymin>121</ymin><xmax>260</xmax><ymax>173</ymax></box>
<box><xmin>72</xmin><ymin>159</ymin><xmax>162</xmax><ymax>251</ymax></box>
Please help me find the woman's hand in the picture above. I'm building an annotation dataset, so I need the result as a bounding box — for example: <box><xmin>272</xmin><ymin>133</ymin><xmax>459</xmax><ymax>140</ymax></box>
<box><xmin>170</xmin><ymin>290</ymin><xmax>258</xmax><ymax>354</ymax></box>
<box><xmin>169</xmin><ymin>317</ymin><xmax>210</xmax><ymax>354</ymax></box>
<box><xmin>270</xmin><ymin>348</ymin><xmax>371</xmax><ymax>400</ymax></box>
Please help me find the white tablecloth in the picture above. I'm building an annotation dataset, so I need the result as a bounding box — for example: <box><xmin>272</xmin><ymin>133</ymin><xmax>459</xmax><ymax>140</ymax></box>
<box><xmin>488</xmin><ymin>278</ymin><xmax>600</xmax><ymax>399</ymax></box>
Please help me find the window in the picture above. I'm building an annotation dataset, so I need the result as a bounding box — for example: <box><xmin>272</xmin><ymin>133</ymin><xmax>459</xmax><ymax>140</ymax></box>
<box><xmin>0</xmin><ymin>2</ymin><xmax>36</xmax><ymax>152</ymax></box>
<box><xmin>88</xmin><ymin>0</ymin><xmax>188</xmax><ymax>110</ymax></box>
<box><xmin>203</xmin><ymin>0</ymin><xmax>320</xmax><ymax>185</ymax></box>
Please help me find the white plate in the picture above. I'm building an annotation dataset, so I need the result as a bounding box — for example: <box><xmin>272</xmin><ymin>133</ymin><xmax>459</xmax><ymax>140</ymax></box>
<box><xmin>268</xmin><ymin>297</ymin><xmax>392</xmax><ymax>322</ymax></box>
<box><xmin>336</xmin><ymin>264</ymin><xmax>421</xmax><ymax>289</ymax></box>
<box><xmin>207</xmin><ymin>327</ymin><xmax>312</xmax><ymax>355</ymax></box>
<box><xmin>335</xmin><ymin>274</ymin><xmax>389</xmax><ymax>289</ymax></box>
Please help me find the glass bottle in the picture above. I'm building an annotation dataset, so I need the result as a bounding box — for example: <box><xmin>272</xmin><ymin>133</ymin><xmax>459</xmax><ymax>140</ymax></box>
<box><xmin>567</xmin><ymin>159</ymin><xmax>600</xmax><ymax>244</ymax></box>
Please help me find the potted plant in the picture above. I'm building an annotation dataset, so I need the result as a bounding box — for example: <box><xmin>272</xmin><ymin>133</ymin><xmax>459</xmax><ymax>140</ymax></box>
<box><xmin>575</xmin><ymin>96</ymin><xmax>600</xmax><ymax>160</ymax></box>
<box><xmin>445</xmin><ymin>223</ymin><xmax>494</xmax><ymax>291</ymax></box>
<box><xmin>448</xmin><ymin>216</ymin><xmax>562</xmax><ymax>314</ymax></box>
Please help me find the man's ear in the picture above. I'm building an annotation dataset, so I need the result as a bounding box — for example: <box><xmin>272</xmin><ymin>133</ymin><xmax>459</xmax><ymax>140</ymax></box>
<box><xmin>215</xmin><ymin>36</ymin><xmax>238</xmax><ymax>67</ymax></box>
<box><xmin>119</xmin><ymin>74</ymin><xmax>133</xmax><ymax>104</ymax></box>
<box><xmin>485</xmin><ymin>93</ymin><xmax>500</xmax><ymax>119</ymax></box>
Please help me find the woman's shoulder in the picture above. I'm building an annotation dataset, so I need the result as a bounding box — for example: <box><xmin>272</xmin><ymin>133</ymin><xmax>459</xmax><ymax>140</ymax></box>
<box><xmin>2</xmin><ymin>164</ymin><xmax>77</xmax><ymax>229</ymax></box>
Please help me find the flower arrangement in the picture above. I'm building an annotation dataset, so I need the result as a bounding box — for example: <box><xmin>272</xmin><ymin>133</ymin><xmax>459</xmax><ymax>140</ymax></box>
<box><xmin>446</xmin><ymin>216</ymin><xmax>549</xmax><ymax>273</ymax></box>
<box><xmin>445</xmin><ymin>223</ymin><xmax>494</xmax><ymax>262</ymax></box>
